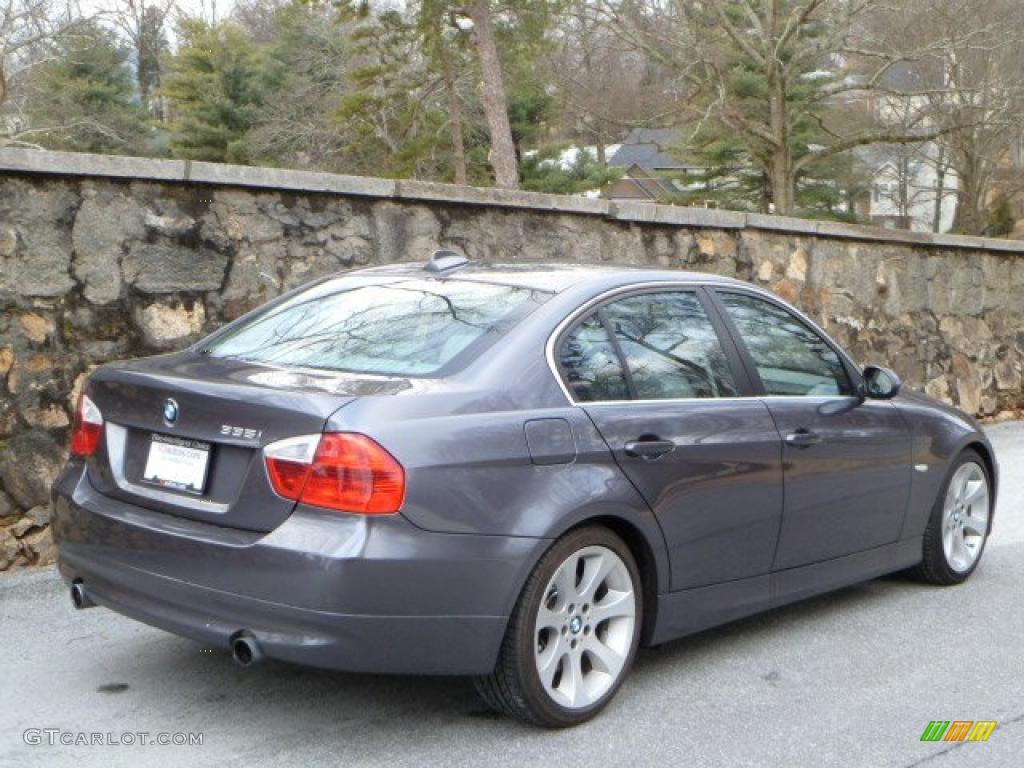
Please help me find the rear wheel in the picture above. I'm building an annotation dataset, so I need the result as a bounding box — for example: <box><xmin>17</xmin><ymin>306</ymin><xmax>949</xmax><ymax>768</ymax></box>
<box><xmin>474</xmin><ymin>526</ymin><xmax>642</xmax><ymax>727</ymax></box>
<box><xmin>911</xmin><ymin>449</ymin><xmax>991</xmax><ymax>585</ymax></box>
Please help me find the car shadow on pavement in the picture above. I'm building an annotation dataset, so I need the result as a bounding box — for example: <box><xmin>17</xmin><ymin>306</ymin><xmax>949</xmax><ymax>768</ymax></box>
<box><xmin>631</xmin><ymin>572</ymin><xmax>928</xmax><ymax>676</ymax></box>
<box><xmin>98</xmin><ymin>628</ymin><xmax>485</xmax><ymax>720</ymax></box>
<box><xmin>81</xmin><ymin>570</ymin><xmax>941</xmax><ymax>729</ymax></box>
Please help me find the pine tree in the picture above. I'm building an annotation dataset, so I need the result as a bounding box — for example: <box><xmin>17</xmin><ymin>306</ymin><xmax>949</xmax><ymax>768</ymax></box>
<box><xmin>520</xmin><ymin>145</ymin><xmax>621</xmax><ymax>194</ymax></box>
<box><xmin>243</xmin><ymin>2</ymin><xmax>357</xmax><ymax>172</ymax></box>
<box><xmin>335</xmin><ymin>10</ymin><xmax>452</xmax><ymax>178</ymax></box>
<box><xmin>161</xmin><ymin>19</ymin><xmax>278</xmax><ymax>162</ymax></box>
<box><xmin>24</xmin><ymin>20</ymin><xmax>149</xmax><ymax>154</ymax></box>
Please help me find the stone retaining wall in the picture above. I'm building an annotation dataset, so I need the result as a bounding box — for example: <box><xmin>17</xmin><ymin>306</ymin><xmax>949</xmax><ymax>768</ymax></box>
<box><xmin>1</xmin><ymin>148</ymin><xmax>1022</xmax><ymax>571</ymax></box>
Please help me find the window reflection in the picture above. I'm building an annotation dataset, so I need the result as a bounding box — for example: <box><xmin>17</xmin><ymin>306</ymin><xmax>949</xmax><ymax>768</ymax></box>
<box><xmin>207</xmin><ymin>277</ymin><xmax>550</xmax><ymax>376</ymax></box>
<box><xmin>559</xmin><ymin>315</ymin><xmax>630</xmax><ymax>402</ymax></box>
<box><xmin>719</xmin><ymin>293</ymin><xmax>853</xmax><ymax>397</ymax></box>
<box><xmin>558</xmin><ymin>292</ymin><xmax>738</xmax><ymax>402</ymax></box>
<box><xmin>605</xmin><ymin>293</ymin><xmax>738</xmax><ymax>399</ymax></box>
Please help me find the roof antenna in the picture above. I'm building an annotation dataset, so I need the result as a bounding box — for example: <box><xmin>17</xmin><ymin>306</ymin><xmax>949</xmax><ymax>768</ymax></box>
<box><xmin>424</xmin><ymin>249</ymin><xmax>470</xmax><ymax>273</ymax></box>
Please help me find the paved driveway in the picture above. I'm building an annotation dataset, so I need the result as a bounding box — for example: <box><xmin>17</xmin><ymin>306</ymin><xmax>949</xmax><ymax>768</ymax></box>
<box><xmin>2</xmin><ymin>423</ymin><xmax>1022</xmax><ymax>768</ymax></box>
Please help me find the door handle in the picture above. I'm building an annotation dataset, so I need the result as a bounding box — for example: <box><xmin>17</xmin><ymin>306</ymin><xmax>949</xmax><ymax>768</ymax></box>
<box><xmin>785</xmin><ymin>429</ymin><xmax>822</xmax><ymax>448</ymax></box>
<box><xmin>624</xmin><ymin>439</ymin><xmax>676</xmax><ymax>459</ymax></box>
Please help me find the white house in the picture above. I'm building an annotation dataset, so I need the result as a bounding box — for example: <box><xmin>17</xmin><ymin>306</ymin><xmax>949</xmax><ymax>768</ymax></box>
<box><xmin>858</xmin><ymin>62</ymin><xmax>959</xmax><ymax>233</ymax></box>
<box><xmin>862</xmin><ymin>144</ymin><xmax>958</xmax><ymax>232</ymax></box>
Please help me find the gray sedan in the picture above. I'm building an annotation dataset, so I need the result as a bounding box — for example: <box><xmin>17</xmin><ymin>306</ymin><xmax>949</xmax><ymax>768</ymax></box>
<box><xmin>52</xmin><ymin>252</ymin><xmax>997</xmax><ymax>727</ymax></box>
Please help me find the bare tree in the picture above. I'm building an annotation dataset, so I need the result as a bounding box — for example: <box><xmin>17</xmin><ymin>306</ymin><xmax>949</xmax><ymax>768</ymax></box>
<box><xmin>551</xmin><ymin>0</ymin><xmax>674</xmax><ymax>165</ymax></box>
<box><xmin>589</xmin><ymin>0</ymin><xmax>981</xmax><ymax>216</ymax></box>
<box><xmin>905</xmin><ymin>0</ymin><xmax>1024</xmax><ymax>234</ymax></box>
<box><xmin>1</xmin><ymin>0</ymin><xmax>84</xmax><ymax>115</ymax></box>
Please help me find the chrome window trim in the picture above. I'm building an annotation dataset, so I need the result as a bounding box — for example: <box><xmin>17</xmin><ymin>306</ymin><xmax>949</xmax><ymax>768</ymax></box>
<box><xmin>544</xmin><ymin>280</ymin><xmax>861</xmax><ymax>407</ymax></box>
<box><xmin>581</xmin><ymin>394</ymin><xmax>866</xmax><ymax>407</ymax></box>
<box><xmin>106</xmin><ymin>423</ymin><xmax>229</xmax><ymax>514</ymax></box>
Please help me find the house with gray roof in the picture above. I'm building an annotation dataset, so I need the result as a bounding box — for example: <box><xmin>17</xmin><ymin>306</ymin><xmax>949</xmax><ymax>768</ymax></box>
<box><xmin>605</xmin><ymin>128</ymin><xmax>708</xmax><ymax>202</ymax></box>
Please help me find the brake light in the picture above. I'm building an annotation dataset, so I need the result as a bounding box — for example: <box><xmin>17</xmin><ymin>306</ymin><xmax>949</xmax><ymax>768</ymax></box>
<box><xmin>264</xmin><ymin>433</ymin><xmax>405</xmax><ymax>514</ymax></box>
<box><xmin>71</xmin><ymin>394</ymin><xmax>104</xmax><ymax>456</ymax></box>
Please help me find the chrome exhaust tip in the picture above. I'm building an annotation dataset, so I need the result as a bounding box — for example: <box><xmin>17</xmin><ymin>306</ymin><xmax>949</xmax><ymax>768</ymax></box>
<box><xmin>230</xmin><ymin>632</ymin><xmax>263</xmax><ymax>667</ymax></box>
<box><xmin>70</xmin><ymin>581</ymin><xmax>96</xmax><ymax>610</ymax></box>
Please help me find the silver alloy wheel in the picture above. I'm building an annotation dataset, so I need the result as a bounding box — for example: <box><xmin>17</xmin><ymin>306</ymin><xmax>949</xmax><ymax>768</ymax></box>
<box><xmin>942</xmin><ymin>462</ymin><xmax>990</xmax><ymax>573</ymax></box>
<box><xmin>534</xmin><ymin>545</ymin><xmax>636</xmax><ymax>710</ymax></box>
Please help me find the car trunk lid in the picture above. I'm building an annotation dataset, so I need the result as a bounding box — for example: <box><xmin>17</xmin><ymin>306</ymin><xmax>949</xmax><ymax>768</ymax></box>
<box><xmin>84</xmin><ymin>353</ymin><xmax>413</xmax><ymax>532</ymax></box>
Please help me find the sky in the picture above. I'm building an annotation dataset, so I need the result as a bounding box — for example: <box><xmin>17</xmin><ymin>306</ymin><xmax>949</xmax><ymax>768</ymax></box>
<box><xmin>81</xmin><ymin>0</ymin><xmax>239</xmax><ymax>27</ymax></box>
<box><xmin>75</xmin><ymin>0</ymin><xmax>240</xmax><ymax>51</ymax></box>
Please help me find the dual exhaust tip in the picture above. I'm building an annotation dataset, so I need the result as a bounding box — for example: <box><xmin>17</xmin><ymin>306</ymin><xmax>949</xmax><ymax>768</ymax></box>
<box><xmin>71</xmin><ymin>581</ymin><xmax>263</xmax><ymax>667</ymax></box>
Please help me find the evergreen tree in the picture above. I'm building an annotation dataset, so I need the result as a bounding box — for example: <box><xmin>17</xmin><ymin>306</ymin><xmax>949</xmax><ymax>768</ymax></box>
<box><xmin>243</xmin><ymin>1</ymin><xmax>357</xmax><ymax>171</ymax></box>
<box><xmin>493</xmin><ymin>0</ymin><xmax>558</xmax><ymax>157</ymax></box>
<box><xmin>335</xmin><ymin>10</ymin><xmax>452</xmax><ymax>178</ymax></box>
<box><xmin>520</xmin><ymin>145</ymin><xmax>621</xmax><ymax>194</ymax></box>
<box><xmin>161</xmin><ymin>19</ymin><xmax>278</xmax><ymax>162</ymax></box>
<box><xmin>24</xmin><ymin>21</ymin><xmax>149</xmax><ymax>154</ymax></box>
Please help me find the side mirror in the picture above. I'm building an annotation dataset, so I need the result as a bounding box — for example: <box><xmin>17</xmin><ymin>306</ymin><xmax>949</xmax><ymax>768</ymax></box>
<box><xmin>861</xmin><ymin>365</ymin><xmax>902</xmax><ymax>400</ymax></box>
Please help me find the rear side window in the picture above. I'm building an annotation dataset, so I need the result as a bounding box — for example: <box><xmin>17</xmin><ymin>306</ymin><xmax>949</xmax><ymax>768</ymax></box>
<box><xmin>558</xmin><ymin>315</ymin><xmax>630</xmax><ymax>402</ymax></box>
<box><xmin>205</xmin><ymin>277</ymin><xmax>551</xmax><ymax>376</ymax></box>
<box><xmin>717</xmin><ymin>292</ymin><xmax>854</xmax><ymax>396</ymax></box>
<box><xmin>605</xmin><ymin>292</ymin><xmax>738</xmax><ymax>399</ymax></box>
<box><xmin>557</xmin><ymin>290</ymin><xmax>738</xmax><ymax>401</ymax></box>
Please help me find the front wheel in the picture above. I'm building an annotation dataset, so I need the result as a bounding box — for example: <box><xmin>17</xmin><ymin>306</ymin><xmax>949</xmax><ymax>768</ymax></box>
<box><xmin>911</xmin><ymin>449</ymin><xmax>992</xmax><ymax>585</ymax></box>
<box><xmin>474</xmin><ymin>526</ymin><xmax>642</xmax><ymax>727</ymax></box>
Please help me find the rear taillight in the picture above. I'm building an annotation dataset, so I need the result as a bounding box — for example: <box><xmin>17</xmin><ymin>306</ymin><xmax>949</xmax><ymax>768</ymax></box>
<box><xmin>264</xmin><ymin>433</ymin><xmax>405</xmax><ymax>515</ymax></box>
<box><xmin>70</xmin><ymin>393</ymin><xmax>104</xmax><ymax>456</ymax></box>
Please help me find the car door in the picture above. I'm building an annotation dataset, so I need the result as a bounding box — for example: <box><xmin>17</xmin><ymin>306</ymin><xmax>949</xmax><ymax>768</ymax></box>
<box><xmin>710</xmin><ymin>289</ymin><xmax>913</xmax><ymax>570</ymax></box>
<box><xmin>555</xmin><ymin>287</ymin><xmax>783</xmax><ymax>591</ymax></box>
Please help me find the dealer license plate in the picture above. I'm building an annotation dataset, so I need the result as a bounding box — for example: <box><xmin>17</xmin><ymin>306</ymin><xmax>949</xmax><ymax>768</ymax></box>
<box><xmin>141</xmin><ymin>434</ymin><xmax>211</xmax><ymax>495</ymax></box>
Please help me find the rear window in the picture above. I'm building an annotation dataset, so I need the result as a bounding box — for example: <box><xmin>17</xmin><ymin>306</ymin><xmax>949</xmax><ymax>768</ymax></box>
<box><xmin>204</xmin><ymin>276</ymin><xmax>551</xmax><ymax>376</ymax></box>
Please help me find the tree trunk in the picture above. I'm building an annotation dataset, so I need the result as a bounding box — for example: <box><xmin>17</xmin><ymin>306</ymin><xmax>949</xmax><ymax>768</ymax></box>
<box><xmin>932</xmin><ymin>145</ymin><xmax>946</xmax><ymax>233</ymax></box>
<box><xmin>897</xmin><ymin>154</ymin><xmax>911</xmax><ymax>225</ymax></box>
<box><xmin>760</xmin><ymin>170</ymin><xmax>772</xmax><ymax>214</ymax></box>
<box><xmin>439</xmin><ymin>41</ymin><xmax>468</xmax><ymax>186</ymax></box>
<box><xmin>952</xmin><ymin>161</ymin><xmax>985</xmax><ymax>234</ymax></box>
<box><xmin>768</xmin><ymin>75</ymin><xmax>795</xmax><ymax>215</ymax></box>
<box><xmin>466</xmin><ymin>0</ymin><xmax>519</xmax><ymax>189</ymax></box>
<box><xmin>770</xmin><ymin>149</ymin><xmax>795</xmax><ymax>216</ymax></box>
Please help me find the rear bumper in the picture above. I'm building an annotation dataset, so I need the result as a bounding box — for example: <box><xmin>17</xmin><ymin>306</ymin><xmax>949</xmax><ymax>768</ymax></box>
<box><xmin>52</xmin><ymin>462</ymin><xmax>547</xmax><ymax>675</ymax></box>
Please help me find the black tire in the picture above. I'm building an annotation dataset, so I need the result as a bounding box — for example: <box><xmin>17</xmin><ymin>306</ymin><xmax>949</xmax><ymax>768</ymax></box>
<box><xmin>910</xmin><ymin>448</ymin><xmax>992</xmax><ymax>585</ymax></box>
<box><xmin>473</xmin><ymin>525</ymin><xmax>643</xmax><ymax>727</ymax></box>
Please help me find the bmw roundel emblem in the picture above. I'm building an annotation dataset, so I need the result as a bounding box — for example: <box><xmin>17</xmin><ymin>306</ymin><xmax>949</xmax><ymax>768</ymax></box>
<box><xmin>163</xmin><ymin>398</ymin><xmax>179</xmax><ymax>425</ymax></box>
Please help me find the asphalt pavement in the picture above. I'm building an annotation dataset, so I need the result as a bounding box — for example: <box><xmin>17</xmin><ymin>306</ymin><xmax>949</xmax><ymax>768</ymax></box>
<box><xmin>2</xmin><ymin>422</ymin><xmax>1022</xmax><ymax>768</ymax></box>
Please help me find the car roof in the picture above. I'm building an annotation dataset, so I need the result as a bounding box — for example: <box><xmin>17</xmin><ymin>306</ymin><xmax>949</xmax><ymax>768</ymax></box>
<box><xmin>356</xmin><ymin>261</ymin><xmax>750</xmax><ymax>293</ymax></box>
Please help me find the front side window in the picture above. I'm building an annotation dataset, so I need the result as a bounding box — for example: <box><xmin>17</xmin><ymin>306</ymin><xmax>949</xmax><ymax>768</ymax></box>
<box><xmin>718</xmin><ymin>292</ymin><xmax>853</xmax><ymax>397</ymax></box>
<box><xmin>557</xmin><ymin>290</ymin><xmax>738</xmax><ymax>401</ymax></box>
<box><xmin>205</xmin><ymin>277</ymin><xmax>550</xmax><ymax>377</ymax></box>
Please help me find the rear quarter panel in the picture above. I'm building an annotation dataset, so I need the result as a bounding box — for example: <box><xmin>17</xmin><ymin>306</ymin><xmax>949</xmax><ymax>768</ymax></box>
<box><xmin>326</xmin><ymin>396</ymin><xmax>672</xmax><ymax>595</ymax></box>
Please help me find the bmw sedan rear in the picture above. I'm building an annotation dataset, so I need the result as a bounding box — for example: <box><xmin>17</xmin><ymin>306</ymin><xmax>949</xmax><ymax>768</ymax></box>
<box><xmin>54</xmin><ymin>261</ymin><xmax>566</xmax><ymax>675</ymax></box>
